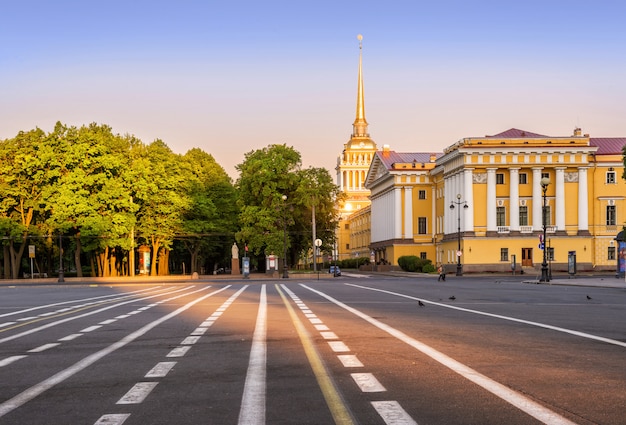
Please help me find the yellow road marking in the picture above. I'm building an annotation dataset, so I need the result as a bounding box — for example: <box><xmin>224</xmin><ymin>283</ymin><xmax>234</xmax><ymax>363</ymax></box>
<box><xmin>276</xmin><ymin>284</ymin><xmax>355</xmax><ymax>425</ymax></box>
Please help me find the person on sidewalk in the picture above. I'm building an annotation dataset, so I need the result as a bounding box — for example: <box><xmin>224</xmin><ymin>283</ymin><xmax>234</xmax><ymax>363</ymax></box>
<box><xmin>437</xmin><ymin>265</ymin><xmax>446</xmax><ymax>281</ymax></box>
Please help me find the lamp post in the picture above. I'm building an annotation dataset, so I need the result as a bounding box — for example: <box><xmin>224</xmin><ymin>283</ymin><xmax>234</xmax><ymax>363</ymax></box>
<box><xmin>449</xmin><ymin>193</ymin><xmax>469</xmax><ymax>276</ymax></box>
<box><xmin>281</xmin><ymin>195</ymin><xmax>289</xmax><ymax>278</ymax></box>
<box><xmin>58</xmin><ymin>233</ymin><xmax>65</xmax><ymax>283</ymax></box>
<box><xmin>540</xmin><ymin>177</ymin><xmax>550</xmax><ymax>282</ymax></box>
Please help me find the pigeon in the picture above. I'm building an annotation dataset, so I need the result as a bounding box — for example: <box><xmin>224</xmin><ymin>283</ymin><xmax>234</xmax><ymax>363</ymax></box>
<box><xmin>418</xmin><ymin>300</ymin><xmax>425</xmax><ymax>307</ymax></box>
<box><xmin>448</xmin><ymin>296</ymin><xmax>456</xmax><ymax>300</ymax></box>
<box><xmin>586</xmin><ymin>295</ymin><xmax>592</xmax><ymax>300</ymax></box>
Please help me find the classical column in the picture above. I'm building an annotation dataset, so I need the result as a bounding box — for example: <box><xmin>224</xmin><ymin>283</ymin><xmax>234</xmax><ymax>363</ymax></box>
<box><xmin>404</xmin><ymin>186</ymin><xmax>413</xmax><ymax>238</ymax></box>
<box><xmin>463</xmin><ymin>169</ymin><xmax>474</xmax><ymax>231</ymax></box>
<box><xmin>487</xmin><ymin>168</ymin><xmax>497</xmax><ymax>231</ymax></box>
<box><xmin>394</xmin><ymin>187</ymin><xmax>402</xmax><ymax>239</ymax></box>
<box><xmin>532</xmin><ymin>168</ymin><xmax>542</xmax><ymax>231</ymax></box>
<box><xmin>555</xmin><ymin>168</ymin><xmax>565</xmax><ymax>230</ymax></box>
<box><xmin>509</xmin><ymin>168</ymin><xmax>520</xmax><ymax>231</ymax></box>
<box><xmin>578</xmin><ymin>167</ymin><xmax>589</xmax><ymax>232</ymax></box>
<box><xmin>444</xmin><ymin>175</ymin><xmax>451</xmax><ymax>234</ymax></box>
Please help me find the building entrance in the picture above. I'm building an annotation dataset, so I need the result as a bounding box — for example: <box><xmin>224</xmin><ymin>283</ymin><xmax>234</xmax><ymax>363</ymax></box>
<box><xmin>522</xmin><ymin>248</ymin><xmax>533</xmax><ymax>267</ymax></box>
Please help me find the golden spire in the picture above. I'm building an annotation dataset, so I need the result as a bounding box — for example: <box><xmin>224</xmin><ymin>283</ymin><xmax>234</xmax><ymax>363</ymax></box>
<box><xmin>353</xmin><ymin>34</ymin><xmax>369</xmax><ymax>138</ymax></box>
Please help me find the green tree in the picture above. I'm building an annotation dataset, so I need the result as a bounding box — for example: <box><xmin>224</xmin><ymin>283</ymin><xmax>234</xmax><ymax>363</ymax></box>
<box><xmin>0</xmin><ymin>126</ymin><xmax>63</xmax><ymax>278</ymax></box>
<box><xmin>179</xmin><ymin>148</ymin><xmax>238</xmax><ymax>274</ymax></box>
<box><xmin>134</xmin><ymin>140</ymin><xmax>189</xmax><ymax>276</ymax></box>
<box><xmin>235</xmin><ymin>144</ymin><xmax>341</xmax><ymax>271</ymax></box>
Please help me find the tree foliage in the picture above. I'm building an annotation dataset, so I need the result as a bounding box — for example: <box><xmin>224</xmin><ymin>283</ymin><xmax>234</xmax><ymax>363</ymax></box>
<box><xmin>0</xmin><ymin>122</ymin><xmax>237</xmax><ymax>278</ymax></box>
<box><xmin>235</xmin><ymin>144</ymin><xmax>341</xmax><ymax>270</ymax></box>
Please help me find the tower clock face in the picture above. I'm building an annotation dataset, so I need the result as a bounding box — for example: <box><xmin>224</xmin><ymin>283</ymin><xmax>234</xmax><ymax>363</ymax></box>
<box><xmin>359</xmin><ymin>142</ymin><xmax>365</xmax><ymax>148</ymax></box>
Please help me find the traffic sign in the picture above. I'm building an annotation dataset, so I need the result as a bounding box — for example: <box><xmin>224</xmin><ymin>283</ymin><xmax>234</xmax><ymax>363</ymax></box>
<box><xmin>539</xmin><ymin>243</ymin><xmax>544</xmax><ymax>250</ymax></box>
<box><xmin>456</xmin><ymin>250</ymin><xmax>462</xmax><ymax>257</ymax></box>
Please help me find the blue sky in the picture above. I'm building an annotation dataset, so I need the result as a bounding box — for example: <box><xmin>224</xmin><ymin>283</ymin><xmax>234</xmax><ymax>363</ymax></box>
<box><xmin>2</xmin><ymin>1</ymin><xmax>626</xmax><ymax>178</ymax></box>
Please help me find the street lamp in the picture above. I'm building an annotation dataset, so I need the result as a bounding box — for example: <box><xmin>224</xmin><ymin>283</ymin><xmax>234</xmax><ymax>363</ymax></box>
<box><xmin>58</xmin><ymin>233</ymin><xmax>65</xmax><ymax>283</ymax></box>
<box><xmin>281</xmin><ymin>195</ymin><xmax>289</xmax><ymax>278</ymax></box>
<box><xmin>449</xmin><ymin>193</ymin><xmax>469</xmax><ymax>276</ymax></box>
<box><xmin>540</xmin><ymin>177</ymin><xmax>550</xmax><ymax>282</ymax></box>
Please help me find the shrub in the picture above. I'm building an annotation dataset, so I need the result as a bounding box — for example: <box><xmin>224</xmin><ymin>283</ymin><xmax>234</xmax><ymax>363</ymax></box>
<box><xmin>398</xmin><ymin>256</ymin><xmax>433</xmax><ymax>272</ymax></box>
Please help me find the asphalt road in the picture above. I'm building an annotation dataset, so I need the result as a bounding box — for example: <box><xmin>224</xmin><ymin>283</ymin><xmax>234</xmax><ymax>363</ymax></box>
<box><xmin>0</xmin><ymin>275</ymin><xmax>624</xmax><ymax>424</ymax></box>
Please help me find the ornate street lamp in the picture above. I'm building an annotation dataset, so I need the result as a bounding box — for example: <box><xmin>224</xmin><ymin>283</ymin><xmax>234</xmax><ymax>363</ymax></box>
<box><xmin>540</xmin><ymin>177</ymin><xmax>550</xmax><ymax>282</ymax></box>
<box><xmin>450</xmin><ymin>193</ymin><xmax>469</xmax><ymax>276</ymax></box>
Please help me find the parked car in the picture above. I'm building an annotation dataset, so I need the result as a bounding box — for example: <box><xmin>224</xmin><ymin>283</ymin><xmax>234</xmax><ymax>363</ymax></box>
<box><xmin>329</xmin><ymin>265</ymin><xmax>341</xmax><ymax>276</ymax></box>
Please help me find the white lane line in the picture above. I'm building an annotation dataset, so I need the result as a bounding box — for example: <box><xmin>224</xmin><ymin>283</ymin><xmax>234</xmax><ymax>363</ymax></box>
<box><xmin>0</xmin><ymin>356</ymin><xmax>27</xmax><ymax>367</ymax></box>
<box><xmin>17</xmin><ymin>316</ymin><xmax>37</xmax><ymax>321</ymax></box>
<box><xmin>190</xmin><ymin>327</ymin><xmax>208</xmax><ymax>336</ymax></box>
<box><xmin>347</xmin><ymin>283</ymin><xmax>626</xmax><ymax>349</ymax></box>
<box><xmin>117</xmin><ymin>382</ymin><xmax>158</xmax><ymax>404</ymax></box>
<box><xmin>309</xmin><ymin>318</ymin><xmax>323</xmax><ymax>324</ymax></box>
<box><xmin>181</xmin><ymin>336</ymin><xmax>200</xmax><ymax>345</ymax></box>
<box><xmin>320</xmin><ymin>331</ymin><xmax>338</xmax><ymax>340</ymax></box>
<box><xmin>115</xmin><ymin>315</ymin><xmax>131</xmax><ymax>319</ymax></box>
<box><xmin>0</xmin><ymin>286</ymin><xmax>162</xmax><ymax>319</ymax></box>
<box><xmin>328</xmin><ymin>341</ymin><xmax>350</xmax><ymax>352</ymax></box>
<box><xmin>80</xmin><ymin>325</ymin><xmax>102</xmax><ymax>333</ymax></box>
<box><xmin>238</xmin><ymin>285</ymin><xmax>267</xmax><ymax>425</ymax></box>
<box><xmin>38</xmin><ymin>312</ymin><xmax>56</xmax><ymax>317</ymax></box>
<box><xmin>0</xmin><ymin>322</ymin><xmax>16</xmax><ymax>328</ymax></box>
<box><xmin>314</xmin><ymin>324</ymin><xmax>330</xmax><ymax>331</ymax></box>
<box><xmin>0</xmin><ymin>286</ymin><xmax>197</xmax><ymax>345</ymax></box>
<box><xmin>337</xmin><ymin>355</ymin><xmax>364</xmax><ymax>368</ymax></box>
<box><xmin>145</xmin><ymin>362</ymin><xmax>177</xmax><ymax>378</ymax></box>
<box><xmin>303</xmin><ymin>284</ymin><xmax>577</xmax><ymax>425</ymax></box>
<box><xmin>28</xmin><ymin>343</ymin><xmax>60</xmax><ymax>353</ymax></box>
<box><xmin>351</xmin><ymin>373</ymin><xmax>386</xmax><ymax>392</ymax></box>
<box><xmin>99</xmin><ymin>319</ymin><xmax>117</xmax><ymax>325</ymax></box>
<box><xmin>58</xmin><ymin>334</ymin><xmax>82</xmax><ymax>342</ymax></box>
<box><xmin>166</xmin><ymin>346</ymin><xmax>191</xmax><ymax>358</ymax></box>
<box><xmin>0</xmin><ymin>285</ymin><xmax>227</xmax><ymax>419</ymax></box>
<box><xmin>371</xmin><ymin>401</ymin><xmax>418</xmax><ymax>425</ymax></box>
<box><xmin>94</xmin><ymin>413</ymin><xmax>131</xmax><ymax>424</ymax></box>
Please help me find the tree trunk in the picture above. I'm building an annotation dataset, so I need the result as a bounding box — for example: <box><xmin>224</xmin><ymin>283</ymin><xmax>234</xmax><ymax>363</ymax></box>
<box><xmin>3</xmin><ymin>245</ymin><xmax>10</xmax><ymax>279</ymax></box>
<box><xmin>9</xmin><ymin>239</ymin><xmax>27</xmax><ymax>279</ymax></box>
<box><xmin>74</xmin><ymin>234</ymin><xmax>83</xmax><ymax>278</ymax></box>
<box><xmin>150</xmin><ymin>237</ymin><xmax>160</xmax><ymax>276</ymax></box>
<box><xmin>158</xmin><ymin>248</ymin><xmax>169</xmax><ymax>276</ymax></box>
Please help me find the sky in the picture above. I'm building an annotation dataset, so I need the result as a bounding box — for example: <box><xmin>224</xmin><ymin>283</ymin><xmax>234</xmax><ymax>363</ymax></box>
<box><xmin>2</xmin><ymin>1</ymin><xmax>626</xmax><ymax>180</ymax></box>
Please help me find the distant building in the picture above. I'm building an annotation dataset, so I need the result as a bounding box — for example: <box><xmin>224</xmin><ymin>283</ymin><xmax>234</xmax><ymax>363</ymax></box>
<box><xmin>335</xmin><ymin>35</ymin><xmax>376</xmax><ymax>262</ymax></box>
<box><xmin>363</xmin><ymin>127</ymin><xmax>626</xmax><ymax>273</ymax></box>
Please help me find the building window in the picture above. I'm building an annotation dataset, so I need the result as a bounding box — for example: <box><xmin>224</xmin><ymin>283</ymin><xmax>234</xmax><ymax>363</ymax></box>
<box><xmin>496</xmin><ymin>207</ymin><xmax>506</xmax><ymax>226</ymax></box>
<box><xmin>519</xmin><ymin>206</ymin><xmax>528</xmax><ymax>226</ymax></box>
<box><xmin>345</xmin><ymin>244</ymin><xmax>350</xmax><ymax>250</ymax></box>
<box><xmin>344</xmin><ymin>223</ymin><xmax>349</xmax><ymax>230</ymax></box>
<box><xmin>607</xmin><ymin>171</ymin><xmax>616</xmax><ymax>184</ymax></box>
<box><xmin>541</xmin><ymin>172</ymin><xmax>550</xmax><ymax>180</ymax></box>
<box><xmin>547</xmin><ymin>247</ymin><xmax>554</xmax><ymax>261</ymax></box>
<box><xmin>420</xmin><ymin>252</ymin><xmax>427</xmax><ymax>260</ymax></box>
<box><xmin>606</xmin><ymin>205</ymin><xmax>616</xmax><ymax>225</ymax></box>
<box><xmin>418</xmin><ymin>190</ymin><xmax>426</xmax><ymax>200</ymax></box>
<box><xmin>608</xmin><ymin>246</ymin><xmax>616</xmax><ymax>260</ymax></box>
<box><xmin>500</xmin><ymin>248</ymin><xmax>508</xmax><ymax>261</ymax></box>
<box><xmin>496</xmin><ymin>173</ymin><xmax>505</xmax><ymax>184</ymax></box>
<box><xmin>418</xmin><ymin>217</ymin><xmax>427</xmax><ymax>234</ymax></box>
<box><xmin>519</xmin><ymin>173</ymin><xmax>528</xmax><ymax>184</ymax></box>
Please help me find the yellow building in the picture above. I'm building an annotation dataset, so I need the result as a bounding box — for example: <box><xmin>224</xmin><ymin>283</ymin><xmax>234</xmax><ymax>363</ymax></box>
<box><xmin>363</xmin><ymin>127</ymin><xmax>625</xmax><ymax>274</ymax></box>
<box><xmin>335</xmin><ymin>35</ymin><xmax>376</xmax><ymax>261</ymax></box>
<box><xmin>364</xmin><ymin>147</ymin><xmax>440</xmax><ymax>265</ymax></box>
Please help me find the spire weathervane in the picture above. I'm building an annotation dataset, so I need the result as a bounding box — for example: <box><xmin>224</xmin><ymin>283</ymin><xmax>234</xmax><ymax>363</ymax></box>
<box><xmin>353</xmin><ymin>34</ymin><xmax>368</xmax><ymax>138</ymax></box>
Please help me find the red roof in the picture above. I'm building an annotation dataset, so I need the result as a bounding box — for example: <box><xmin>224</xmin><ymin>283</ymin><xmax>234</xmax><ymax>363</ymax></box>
<box><xmin>486</xmin><ymin>128</ymin><xmax>549</xmax><ymax>138</ymax></box>
<box><xmin>377</xmin><ymin>151</ymin><xmax>442</xmax><ymax>170</ymax></box>
<box><xmin>590</xmin><ymin>138</ymin><xmax>626</xmax><ymax>155</ymax></box>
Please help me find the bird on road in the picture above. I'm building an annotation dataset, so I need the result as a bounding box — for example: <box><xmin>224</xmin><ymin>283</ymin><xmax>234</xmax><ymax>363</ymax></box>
<box><xmin>418</xmin><ymin>300</ymin><xmax>425</xmax><ymax>307</ymax></box>
<box><xmin>586</xmin><ymin>295</ymin><xmax>592</xmax><ymax>300</ymax></box>
<box><xmin>448</xmin><ymin>296</ymin><xmax>456</xmax><ymax>300</ymax></box>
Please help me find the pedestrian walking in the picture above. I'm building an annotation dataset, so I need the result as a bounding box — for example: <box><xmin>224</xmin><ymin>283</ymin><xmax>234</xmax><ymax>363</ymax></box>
<box><xmin>437</xmin><ymin>265</ymin><xmax>446</xmax><ymax>281</ymax></box>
